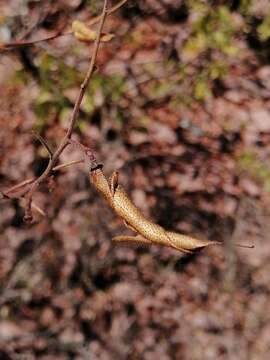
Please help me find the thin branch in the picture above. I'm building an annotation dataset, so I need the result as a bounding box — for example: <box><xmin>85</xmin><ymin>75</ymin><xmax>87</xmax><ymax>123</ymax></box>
<box><xmin>31</xmin><ymin>202</ymin><xmax>46</xmax><ymax>217</ymax></box>
<box><xmin>21</xmin><ymin>0</ymin><xmax>109</xmax><ymax>222</ymax></box>
<box><xmin>0</xmin><ymin>32</ymin><xmax>64</xmax><ymax>51</ymax></box>
<box><xmin>52</xmin><ymin>159</ymin><xmax>84</xmax><ymax>171</ymax></box>
<box><xmin>1</xmin><ymin>159</ymin><xmax>84</xmax><ymax>200</ymax></box>
<box><xmin>1</xmin><ymin>178</ymin><xmax>35</xmax><ymax>198</ymax></box>
<box><xmin>87</xmin><ymin>0</ymin><xmax>128</xmax><ymax>26</ymax></box>
<box><xmin>32</xmin><ymin>131</ymin><xmax>53</xmax><ymax>159</ymax></box>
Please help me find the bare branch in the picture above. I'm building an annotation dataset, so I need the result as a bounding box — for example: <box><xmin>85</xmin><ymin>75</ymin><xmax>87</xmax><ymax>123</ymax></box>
<box><xmin>1</xmin><ymin>0</ymin><xmax>130</xmax><ymax>221</ymax></box>
<box><xmin>22</xmin><ymin>0</ymin><xmax>109</xmax><ymax>222</ymax></box>
<box><xmin>1</xmin><ymin>160</ymin><xmax>84</xmax><ymax>200</ymax></box>
<box><xmin>32</xmin><ymin>131</ymin><xmax>53</xmax><ymax>159</ymax></box>
<box><xmin>0</xmin><ymin>32</ymin><xmax>64</xmax><ymax>51</ymax></box>
<box><xmin>52</xmin><ymin>159</ymin><xmax>84</xmax><ymax>171</ymax></box>
<box><xmin>1</xmin><ymin>178</ymin><xmax>35</xmax><ymax>199</ymax></box>
<box><xmin>31</xmin><ymin>202</ymin><xmax>46</xmax><ymax>217</ymax></box>
<box><xmin>88</xmin><ymin>0</ymin><xmax>128</xmax><ymax>27</ymax></box>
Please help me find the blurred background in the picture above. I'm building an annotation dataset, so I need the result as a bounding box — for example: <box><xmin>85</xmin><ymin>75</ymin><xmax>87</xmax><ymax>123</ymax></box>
<box><xmin>0</xmin><ymin>0</ymin><xmax>270</xmax><ymax>359</ymax></box>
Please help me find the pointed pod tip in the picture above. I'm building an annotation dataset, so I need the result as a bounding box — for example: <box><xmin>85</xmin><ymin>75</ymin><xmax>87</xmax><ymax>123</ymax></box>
<box><xmin>206</xmin><ymin>241</ymin><xmax>254</xmax><ymax>249</ymax></box>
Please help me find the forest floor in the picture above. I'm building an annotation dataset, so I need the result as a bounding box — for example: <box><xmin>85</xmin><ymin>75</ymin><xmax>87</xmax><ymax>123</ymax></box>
<box><xmin>0</xmin><ymin>1</ymin><xmax>270</xmax><ymax>359</ymax></box>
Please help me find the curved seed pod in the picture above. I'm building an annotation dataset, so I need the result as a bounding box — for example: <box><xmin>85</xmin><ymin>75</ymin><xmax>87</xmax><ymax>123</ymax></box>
<box><xmin>109</xmin><ymin>171</ymin><xmax>178</xmax><ymax>249</ymax></box>
<box><xmin>111</xmin><ymin>175</ymin><xmax>218</xmax><ymax>252</ymax></box>
<box><xmin>89</xmin><ymin>168</ymin><xmax>253</xmax><ymax>253</ymax></box>
<box><xmin>112</xmin><ymin>185</ymin><xmax>172</xmax><ymax>245</ymax></box>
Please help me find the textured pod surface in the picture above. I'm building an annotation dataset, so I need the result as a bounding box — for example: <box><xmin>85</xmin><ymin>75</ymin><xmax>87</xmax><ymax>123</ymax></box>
<box><xmin>90</xmin><ymin>168</ymin><xmax>220</xmax><ymax>253</ymax></box>
<box><xmin>112</xmin><ymin>185</ymin><xmax>172</xmax><ymax>245</ymax></box>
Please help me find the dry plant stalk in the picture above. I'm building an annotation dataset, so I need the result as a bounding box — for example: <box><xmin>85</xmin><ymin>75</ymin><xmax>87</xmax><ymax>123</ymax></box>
<box><xmin>1</xmin><ymin>0</ymin><xmax>110</xmax><ymax>221</ymax></box>
<box><xmin>23</xmin><ymin>0</ymin><xmax>109</xmax><ymax>222</ymax></box>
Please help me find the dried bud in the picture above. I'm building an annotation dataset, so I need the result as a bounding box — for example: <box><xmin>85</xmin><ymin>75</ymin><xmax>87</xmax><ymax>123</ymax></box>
<box><xmin>72</xmin><ymin>20</ymin><xmax>114</xmax><ymax>43</ymax></box>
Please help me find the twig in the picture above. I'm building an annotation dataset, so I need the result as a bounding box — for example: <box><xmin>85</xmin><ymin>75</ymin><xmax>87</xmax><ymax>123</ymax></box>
<box><xmin>52</xmin><ymin>159</ymin><xmax>84</xmax><ymax>171</ymax></box>
<box><xmin>21</xmin><ymin>0</ymin><xmax>109</xmax><ymax>222</ymax></box>
<box><xmin>0</xmin><ymin>32</ymin><xmax>63</xmax><ymax>51</ymax></box>
<box><xmin>32</xmin><ymin>131</ymin><xmax>53</xmax><ymax>159</ymax></box>
<box><xmin>1</xmin><ymin>178</ymin><xmax>35</xmax><ymax>199</ymax></box>
<box><xmin>1</xmin><ymin>159</ymin><xmax>84</xmax><ymax>199</ymax></box>
<box><xmin>31</xmin><ymin>202</ymin><xmax>46</xmax><ymax>217</ymax></box>
<box><xmin>87</xmin><ymin>0</ymin><xmax>127</xmax><ymax>27</ymax></box>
